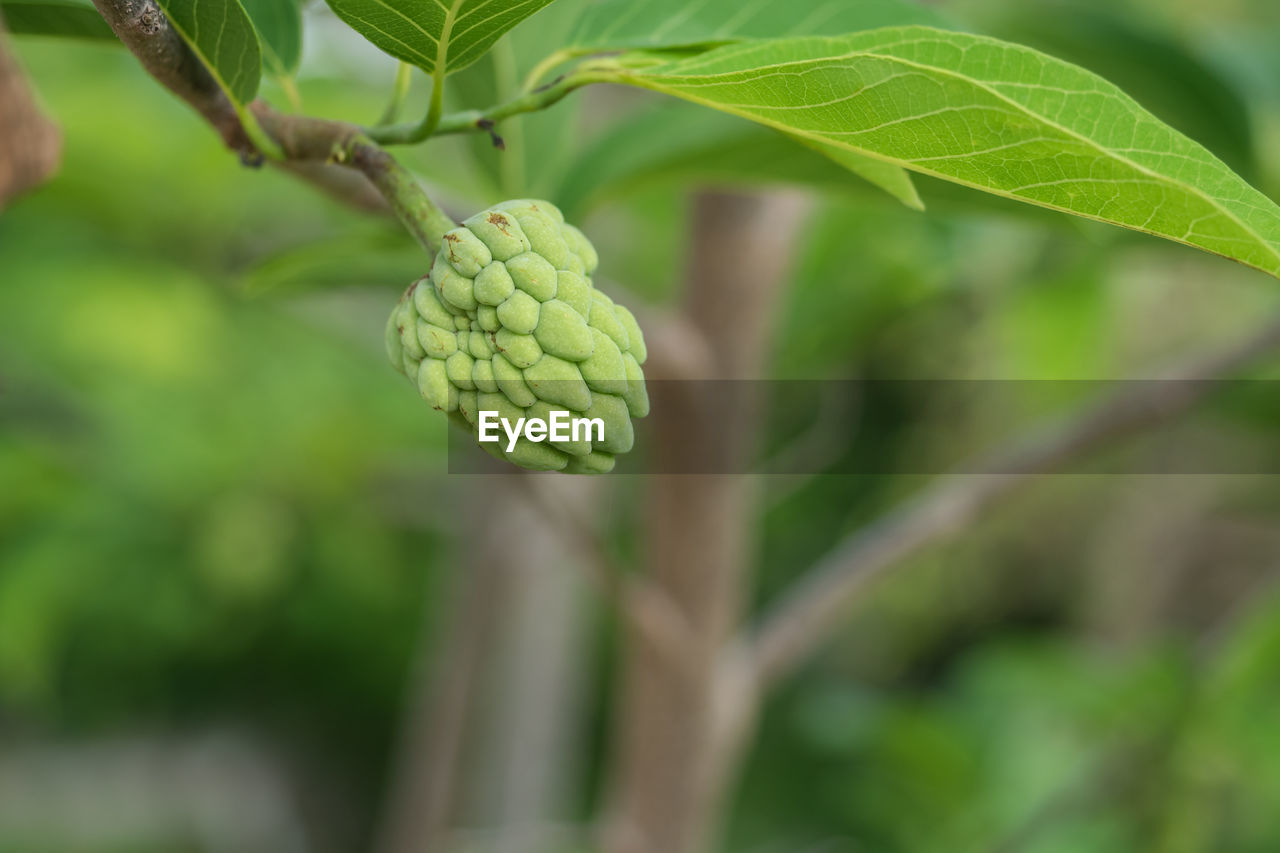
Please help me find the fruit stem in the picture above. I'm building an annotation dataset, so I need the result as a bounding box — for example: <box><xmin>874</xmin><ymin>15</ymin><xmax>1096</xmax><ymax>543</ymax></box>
<box><xmin>318</xmin><ymin>134</ymin><xmax>454</xmax><ymax>252</ymax></box>
<box><xmin>355</xmin><ymin>138</ymin><xmax>456</xmax><ymax>252</ymax></box>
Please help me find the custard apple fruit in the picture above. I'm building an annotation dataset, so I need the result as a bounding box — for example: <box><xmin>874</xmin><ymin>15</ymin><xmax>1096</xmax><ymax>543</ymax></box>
<box><xmin>386</xmin><ymin>199</ymin><xmax>648</xmax><ymax>474</ymax></box>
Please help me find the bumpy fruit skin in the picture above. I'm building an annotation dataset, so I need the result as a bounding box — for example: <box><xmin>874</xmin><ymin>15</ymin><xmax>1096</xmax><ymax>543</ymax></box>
<box><xmin>386</xmin><ymin>199</ymin><xmax>649</xmax><ymax>474</ymax></box>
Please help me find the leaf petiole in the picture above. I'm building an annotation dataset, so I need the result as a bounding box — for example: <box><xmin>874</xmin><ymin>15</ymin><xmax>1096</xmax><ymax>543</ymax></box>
<box><xmin>366</xmin><ymin>63</ymin><xmax>624</xmax><ymax>146</ymax></box>
<box><xmin>522</xmin><ymin>47</ymin><xmax>591</xmax><ymax>93</ymax></box>
<box><xmin>377</xmin><ymin>62</ymin><xmax>414</xmax><ymax>126</ymax></box>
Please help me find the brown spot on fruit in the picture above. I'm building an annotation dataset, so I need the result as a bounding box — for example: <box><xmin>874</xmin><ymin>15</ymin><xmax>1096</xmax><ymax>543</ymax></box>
<box><xmin>487</xmin><ymin>212</ymin><xmax>512</xmax><ymax>235</ymax></box>
<box><xmin>443</xmin><ymin>232</ymin><xmax>461</xmax><ymax>265</ymax></box>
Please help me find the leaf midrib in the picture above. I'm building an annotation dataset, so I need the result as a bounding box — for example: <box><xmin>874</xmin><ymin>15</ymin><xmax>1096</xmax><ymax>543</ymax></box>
<box><xmin>434</xmin><ymin>0</ymin><xmax>464</xmax><ymax>74</ymax></box>
<box><xmin>639</xmin><ymin>32</ymin><xmax>1280</xmax><ymax>268</ymax></box>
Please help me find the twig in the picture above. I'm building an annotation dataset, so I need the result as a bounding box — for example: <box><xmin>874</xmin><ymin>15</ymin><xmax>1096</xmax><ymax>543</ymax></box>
<box><xmin>742</xmin><ymin>313</ymin><xmax>1280</xmax><ymax>693</ymax></box>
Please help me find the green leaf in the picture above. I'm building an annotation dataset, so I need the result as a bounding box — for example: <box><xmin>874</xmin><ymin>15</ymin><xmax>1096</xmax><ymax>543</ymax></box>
<box><xmin>155</xmin><ymin>0</ymin><xmax>261</xmax><ymax>106</ymax></box>
<box><xmin>556</xmin><ymin>102</ymin><xmax>921</xmax><ymax>217</ymax></box>
<box><xmin>323</xmin><ymin>0</ymin><xmax>560</xmax><ymax>76</ymax></box>
<box><xmin>612</xmin><ymin>26</ymin><xmax>1280</xmax><ymax>279</ymax></box>
<box><xmin>241</xmin><ymin>0</ymin><xmax>302</xmax><ymax>78</ymax></box>
<box><xmin>567</xmin><ymin>0</ymin><xmax>950</xmax><ymax>52</ymax></box>
<box><xmin>0</xmin><ymin>0</ymin><xmax>115</xmax><ymax>39</ymax></box>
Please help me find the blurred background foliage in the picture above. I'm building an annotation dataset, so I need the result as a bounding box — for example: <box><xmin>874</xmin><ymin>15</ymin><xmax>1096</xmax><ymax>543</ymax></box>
<box><xmin>2</xmin><ymin>0</ymin><xmax>1280</xmax><ymax>850</ymax></box>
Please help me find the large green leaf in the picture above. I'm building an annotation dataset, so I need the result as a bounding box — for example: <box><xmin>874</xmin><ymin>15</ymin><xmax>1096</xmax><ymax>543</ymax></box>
<box><xmin>566</xmin><ymin>0</ymin><xmax>949</xmax><ymax>52</ymax></box>
<box><xmin>323</xmin><ymin>0</ymin><xmax>559</xmax><ymax>76</ymax></box>
<box><xmin>0</xmin><ymin>0</ymin><xmax>114</xmax><ymax>40</ymax></box>
<box><xmin>155</xmin><ymin>0</ymin><xmax>261</xmax><ymax>106</ymax></box>
<box><xmin>241</xmin><ymin>0</ymin><xmax>301</xmax><ymax>78</ymax></box>
<box><xmin>611</xmin><ymin>26</ymin><xmax>1280</xmax><ymax>279</ymax></box>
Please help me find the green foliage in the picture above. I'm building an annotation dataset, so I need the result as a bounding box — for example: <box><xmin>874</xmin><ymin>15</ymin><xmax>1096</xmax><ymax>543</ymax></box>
<box><xmin>0</xmin><ymin>0</ymin><xmax>114</xmax><ymax>40</ymax></box>
<box><xmin>323</xmin><ymin>0</ymin><xmax>560</xmax><ymax>76</ymax></box>
<box><xmin>7</xmin><ymin>2</ymin><xmax>1280</xmax><ymax>850</ymax></box>
<box><xmin>610</xmin><ymin>26</ymin><xmax>1280</xmax><ymax>279</ymax></box>
<box><xmin>154</xmin><ymin>0</ymin><xmax>261</xmax><ymax>106</ymax></box>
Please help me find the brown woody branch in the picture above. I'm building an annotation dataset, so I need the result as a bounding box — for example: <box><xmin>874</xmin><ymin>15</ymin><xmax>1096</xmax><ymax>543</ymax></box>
<box><xmin>90</xmin><ymin>0</ymin><xmax>250</xmax><ymax>151</ymax></box>
<box><xmin>89</xmin><ymin>0</ymin><xmax>433</xmax><ymax>229</ymax></box>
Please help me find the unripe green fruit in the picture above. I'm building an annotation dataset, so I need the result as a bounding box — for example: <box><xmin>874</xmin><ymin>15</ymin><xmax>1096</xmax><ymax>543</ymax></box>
<box><xmin>387</xmin><ymin>199</ymin><xmax>649</xmax><ymax>473</ymax></box>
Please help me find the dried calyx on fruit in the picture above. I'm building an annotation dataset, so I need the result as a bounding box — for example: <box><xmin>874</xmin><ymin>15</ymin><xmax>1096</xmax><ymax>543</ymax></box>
<box><xmin>387</xmin><ymin>199</ymin><xmax>649</xmax><ymax>474</ymax></box>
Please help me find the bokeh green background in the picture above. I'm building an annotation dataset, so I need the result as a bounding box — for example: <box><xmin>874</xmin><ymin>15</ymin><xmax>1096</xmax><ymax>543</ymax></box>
<box><xmin>3</xmin><ymin>0</ymin><xmax>1280</xmax><ymax>850</ymax></box>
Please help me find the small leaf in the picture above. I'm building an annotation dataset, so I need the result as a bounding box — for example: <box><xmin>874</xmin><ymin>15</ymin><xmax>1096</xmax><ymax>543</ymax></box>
<box><xmin>241</xmin><ymin>0</ymin><xmax>302</xmax><ymax>78</ymax></box>
<box><xmin>614</xmin><ymin>27</ymin><xmax>1280</xmax><ymax>279</ymax></box>
<box><xmin>155</xmin><ymin>0</ymin><xmax>261</xmax><ymax>106</ymax></box>
<box><xmin>323</xmin><ymin>0</ymin><xmax>559</xmax><ymax>76</ymax></box>
<box><xmin>0</xmin><ymin>0</ymin><xmax>115</xmax><ymax>39</ymax></box>
<box><xmin>567</xmin><ymin>0</ymin><xmax>950</xmax><ymax>52</ymax></box>
<box><xmin>795</xmin><ymin>137</ymin><xmax>922</xmax><ymax>211</ymax></box>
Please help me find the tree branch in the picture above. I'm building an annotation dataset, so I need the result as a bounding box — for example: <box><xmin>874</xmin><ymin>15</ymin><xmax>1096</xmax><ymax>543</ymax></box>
<box><xmin>601</xmin><ymin>190</ymin><xmax>813</xmax><ymax>853</ymax></box>
<box><xmin>91</xmin><ymin>0</ymin><xmax>249</xmax><ymax>150</ymax></box>
<box><xmin>92</xmin><ymin>0</ymin><xmax>454</xmax><ymax>251</ymax></box>
<box><xmin>742</xmin><ymin>313</ymin><xmax>1280</xmax><ymax>694</ymax></box>
<box><xmin>250</xmin><ymin>105</ymin><xmax>454</xmax><ymax>252</ymax></box>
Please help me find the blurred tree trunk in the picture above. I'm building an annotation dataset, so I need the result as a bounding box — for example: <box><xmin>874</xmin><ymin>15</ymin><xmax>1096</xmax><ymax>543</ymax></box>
<box><xmin>376</xmin><ymin>485</ymin><xmax>503</xmax><ymax>853</ymax></box>
<box><xmin>0</xmin><ymin>15</ymin><xmax>62</xmax><ymax>209</ymax></box>
<box><xmin>378</xmin><ymin>479</ymin><xmax>595</xmax><ymax>853</ymax></box>
<box><xmin>601</xmin><ymin>190</ymin><xmax>812</xmax><ymax>853</ymax></box>
<box><xmin>457</xmin><ymin>476</ymin><xmax>595</xmax><ymax>853</ymax></box>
